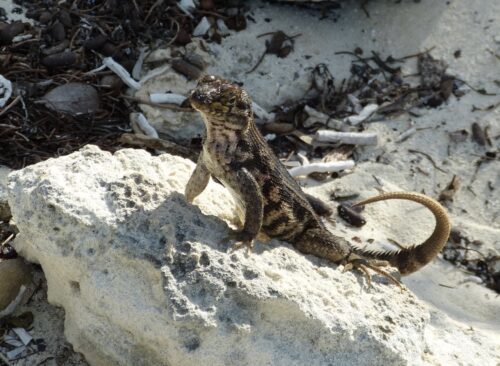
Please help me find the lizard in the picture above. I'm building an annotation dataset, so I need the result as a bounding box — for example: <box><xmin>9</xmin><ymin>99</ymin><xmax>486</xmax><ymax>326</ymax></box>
<box><xmin>185</xmin><ymin>75</ymin><xmax>451</xmax><ymax>284</ymax></box>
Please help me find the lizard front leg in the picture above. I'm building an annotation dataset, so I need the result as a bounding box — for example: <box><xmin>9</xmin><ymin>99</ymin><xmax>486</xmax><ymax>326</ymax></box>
<box><xmin>226</xmin><ymin>168</ymin><xmax>264</xmax><ymax>252</ymax></box>
<box><xmin>185</xmin><ymin>152</ymin><xmax>210</xmax><ymax>203</ymax></box>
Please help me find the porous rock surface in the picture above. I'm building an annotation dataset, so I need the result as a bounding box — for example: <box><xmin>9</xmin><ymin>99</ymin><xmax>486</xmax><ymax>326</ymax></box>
<box><xmin>4</xmin><ymin>145</ymin><xmax>458</xmax><ymax>365</ymax></box>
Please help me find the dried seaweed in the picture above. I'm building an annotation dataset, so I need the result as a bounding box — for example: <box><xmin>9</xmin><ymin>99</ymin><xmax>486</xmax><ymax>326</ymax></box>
<box><xmin>0</xmin><ymin>0</ymin><xmax>248</xmax><ymax>168</ymax></box>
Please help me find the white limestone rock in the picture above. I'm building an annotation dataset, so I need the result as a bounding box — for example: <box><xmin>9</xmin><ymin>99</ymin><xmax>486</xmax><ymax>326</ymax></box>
<box><xmin>6</xmin><ymin>145</ymin><xmax>495</xmax><ymax>366</ymax></box>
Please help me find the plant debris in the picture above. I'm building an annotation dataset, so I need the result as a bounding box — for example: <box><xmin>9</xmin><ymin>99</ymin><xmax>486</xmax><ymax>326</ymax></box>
<box><xmin>337</xmin><ymin>203</ymin><xmax>366</xmax><ymax>227</ymax></box>
<box><xmin>0</xmin><ymin>0</ymin><xmax>249</xmax><ymax>169</ymax></box>
<box><xmin>247</xmin><ymin>31</ymin><xmax>301</xmax><ymax>74</ymax></box>
<box><xmin>443</xmin><ymin>236</ymin><xmax>500</xmax><ymax>294</ymax></box>
<box><xmin>438</xmin><ymin>175</ymin><xmax>460</xmax><ymax>203</ymax></box>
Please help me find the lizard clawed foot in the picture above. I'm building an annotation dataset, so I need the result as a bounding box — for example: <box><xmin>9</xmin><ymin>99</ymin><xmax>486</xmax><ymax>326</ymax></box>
<box><xmin>343</xmin><ymin>255</ymin><xmax>402</xmax><ymax>288</ymax></box>
<box><xmin>224</xmin><ymin>229</ymin><xmax>255</xmax><ymax>255</ymax></box>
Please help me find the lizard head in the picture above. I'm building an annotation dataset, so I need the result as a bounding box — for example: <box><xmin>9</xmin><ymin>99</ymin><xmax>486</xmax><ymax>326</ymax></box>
<box><xmin>189</xmin><ymin>75</ymin><xmax>253</xmax><ymax>129</ymax></box>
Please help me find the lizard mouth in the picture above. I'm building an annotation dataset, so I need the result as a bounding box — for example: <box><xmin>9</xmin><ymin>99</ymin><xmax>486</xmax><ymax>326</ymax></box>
<box><xmin>189</xmin><ymin>88</ymin><xmax>210</xmax><ymax>108</ymax></box>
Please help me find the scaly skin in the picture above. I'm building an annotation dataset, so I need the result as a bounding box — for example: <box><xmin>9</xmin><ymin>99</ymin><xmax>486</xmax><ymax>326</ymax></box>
<box><xmin>185</xmin><ymin>75</ymin><xmax>451</xmax><ymax>282</ymax></box>
<box><xmin>352</xmin><ymin>192</ymin><xmax>451</xmax><ymax>275</ymax></box>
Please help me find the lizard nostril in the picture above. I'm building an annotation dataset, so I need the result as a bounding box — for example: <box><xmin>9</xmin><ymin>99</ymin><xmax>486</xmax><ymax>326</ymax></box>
<box><xmin>190</xmin><ymin>90</ymin><xmax>204</xmax><ymax>103</ymax></box>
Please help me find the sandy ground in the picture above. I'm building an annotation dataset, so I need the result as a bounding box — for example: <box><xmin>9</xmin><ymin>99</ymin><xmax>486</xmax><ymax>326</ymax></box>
<box><xmin>200</xmin><ymin>0</ymin><xmax>500</xmax><ymax>346</ymax></box>
<box><xmin>1</xmin><ymin>0</ymin><xmax>499</xmax><ymax>365</ymax></box>
<box><xmin>1</xmin><ymin>268</ymin><xmax>88</xmax><ymax>366</ymax></box>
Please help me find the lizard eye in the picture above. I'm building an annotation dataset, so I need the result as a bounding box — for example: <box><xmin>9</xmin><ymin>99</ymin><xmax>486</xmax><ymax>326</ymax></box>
<box><xmin>236</xmin><ymin>100</ymin><xmax>248</xmax><ymax>110</ymax></box>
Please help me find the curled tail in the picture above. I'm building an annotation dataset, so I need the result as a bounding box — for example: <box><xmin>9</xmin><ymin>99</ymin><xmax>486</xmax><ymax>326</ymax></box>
<box><xmin>351</xmin><ymin>192</ymin><xmax>451</xmax><ymax>275</ymax></box>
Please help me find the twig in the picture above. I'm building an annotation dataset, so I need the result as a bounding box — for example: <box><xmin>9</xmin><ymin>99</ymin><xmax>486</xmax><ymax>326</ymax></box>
<box><xmin>455</xmin><ymin>78</ymin><xmax>496</xmax><ymax>96</ymax></box>
<box><xmin>0</xmin><ymin>95</ymin><xmax>21</xmax><ymax>117</ymax></box>
<box><xmin>408</xmin><ymin>149</ymin><xmax>447</xmax><ymax>173</ymax></box>
<box><xmin>145</xmin><ymin>0</ymin><xmax>165</xmax><ymax>22</ymax></box>
<box><xmin>345</xmin><ymin>104</ymin><xmax>378</xmax><ymax>125</ymax></box>
<box><xmin>303</xmin><ymin>105</ymin><xmax>343</xmax><ymax>129</ymax></box>
<box><xmin>130</xmin><ymin>113</ymin><xmax>158</xmax><ymax>138</ymax></box>
<box><xmin>132</xmin><ymin>47</ymin><xmax>149</xmax><ymax>80</ymax></box>
<box><xmin>26</xmin><ymin>279</ymin><xmax>43</xmax><ymax>305</ymax></box>
<box><xmin>102</xmin><ymin>57</ymin><xmax>141</xmax><ymax>90</ymax></box>
<box><xmin>119</xmin><ymin>133</ymin><xmax>194</xmax><ymax>159</ymax></box>
<box><xmin>397</xmin><ymin>46</ymin><xmax>436</xmax><ymax>60</ymax></box>
<box><xmin>486</xmin><ymin>48</ymin><xmax>500</xmax><ymax>61</ymax></box>
<box><xmin>36</xmin><ymin>356</ymin><xmax>55</xmax><ymax>366</ymax></box>
<box><xmin>10</xmin><ymin>349</ymin><xmax>41</xmax><ymax>362</ymax></box>
<box><xmin>1</xmin><ymin>233</ymin><xmax>14</xmax><ymax>246</ymax></box>
<box><xmin>194</xmin><ymin>9</ymin><xmax>228</xmax><ymax>20</ymax></box>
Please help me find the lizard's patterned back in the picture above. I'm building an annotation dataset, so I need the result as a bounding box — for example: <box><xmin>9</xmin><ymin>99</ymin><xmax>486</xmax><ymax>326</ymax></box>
<box><xmin>190</xmin><ymin>75</ymin><xmax>322</xmax><ymax>241</ymax></box>
<box><xmin>232</xmin><ymin>123</ymin><xmax>321</xmax><ymax>240</ymax></box>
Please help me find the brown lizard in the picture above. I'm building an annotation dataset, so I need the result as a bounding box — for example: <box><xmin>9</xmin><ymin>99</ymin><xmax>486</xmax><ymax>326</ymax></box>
<box><xmin>185</xmin><ymin>75</ymin><xmax>451</xmax><ymax>284</ymax></box>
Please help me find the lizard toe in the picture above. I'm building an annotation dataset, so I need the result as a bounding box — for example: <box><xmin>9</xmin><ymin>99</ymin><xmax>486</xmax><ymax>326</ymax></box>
<box><xmin>343</xmin><ymin>256</ymin><xmax>403</xmax><ymax>288</ymax></box>
<box><xmin>224</xmin><ymin>229</ymin><xmax>256</xmax><ymax>255</ymax></box>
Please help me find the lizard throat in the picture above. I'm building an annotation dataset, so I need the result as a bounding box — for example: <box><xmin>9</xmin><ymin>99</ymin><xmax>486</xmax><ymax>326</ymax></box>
<box><xmin>200</xmin><ymin>113</ymin><xmax>249</xmax><ymax>133</ymax></box>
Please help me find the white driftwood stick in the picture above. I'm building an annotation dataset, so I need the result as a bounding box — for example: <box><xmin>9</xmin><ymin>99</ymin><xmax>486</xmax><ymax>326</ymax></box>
<box><xmin>139</xmin><ymin>64</ymin><xmax>170</xmax><ymax>85</ymax></box>
<box><xmin>303</xmin><ymin>105</ymin><xmax>343</xmax><ymax>129</ymax></box>
<box><xmin>304</xmin><ymin>105</ymin><xmax>329</xmax><ymax>120</ymax></box>
<box><xmin>85</xmin><ymin>64</ymin><xmax>107</xmax><ymax>75</ymax></box>
<box><xmin>150</xmin><ymin>93</ymin><xmax>187</xmax><ymax>105</ymax></box>
<box><xmin>395</xmin><ymin>126</ymin><xmax>417</xmax><ymax>142</ymax></box>
<box><xmin>347</xmin><ymin>93</ymin><xmax>362</xmax><ymax>113</ymax></box>
<box><xmin>177</xmin><ymin>0</ymin><xmax>195</xmax><ymax>17</ymax></box>
<box><xmin>315</xmin><ymin>130</ymin><xmax>378</xmax><ymax>145</ymax></box>
<box><xmin>345</xmin><ymin>103</ymin><xmax>378</xmax><ymax>125</ymax></box>
<box><xmin>132</xmin><ymin>47</ymin><xmax>148</xmax><ymax>80</ymax></box>
<box><xmin>130</xmin><ymin>113</ymin><xmax>159</xmax><ymax>138</ymax></box>
<box><xmin>0</xmin><ymin>75</ymin><xmax>13</xmax><ymax>108</ymax></box>
<box><xmin>288</xmin><ymin>160</ymin><xmax>355</xmax><ymax>177</ymax></box>
<box><xmin>296</xmin><ymin>152</ymin><xmax>310</xmax><ymax>165</ymax></box>
<box><xmin>193</xmin><ymin>17</ymin><xmax>210</xmax><ymax>36</ymax></box>
<box><xmin>282</xmin><ymin>160</ymin><xmax>301</xmax><ymax>168</ymax></box>
<box><xmin>217</xmin><ymin>19</ymin><xmax>230</xmax><ymax>35</ymax></box>
<box><xmin>252</xmin><ymin>101</ymin><xmax>274</xmax><ymax>122</ymax></box>
<box><xmin>12</xmin><ymin>34</ymin><xmax>32</xmax><ymax>43</ymax></box>
<box><xmin>103</xmin><ymin>57</ymin><xmax>141</xmax><ymax>90</ymax></box>
<box><xmin>303</xmin><ymin>105</ymin><xmax>328</xmax><ymax>128</ymax></box>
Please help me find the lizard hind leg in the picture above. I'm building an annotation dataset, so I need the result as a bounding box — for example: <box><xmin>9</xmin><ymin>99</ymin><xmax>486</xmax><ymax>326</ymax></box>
<box><xmin>293</xmin><ymin>226</ymin><xmax>402</xmax><ymax>287</ymax></box>
<box><xmin>343</xmin><ymin>254</ymin><xmax>403</xmax><ymax>288</ymax></box>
